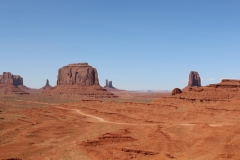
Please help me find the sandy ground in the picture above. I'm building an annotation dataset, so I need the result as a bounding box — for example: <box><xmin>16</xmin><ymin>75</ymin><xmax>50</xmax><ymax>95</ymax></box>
<box><xmin>0</xmin><ymin>93</ymin><xmax>240</xmax><ymax>160</ymax></box>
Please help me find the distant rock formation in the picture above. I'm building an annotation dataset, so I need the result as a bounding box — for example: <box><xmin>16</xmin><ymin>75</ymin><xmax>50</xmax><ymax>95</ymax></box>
<box><xmin>155</xmin><ymin>79</ymin><xmax>240</xmax><ymax>105</ymax></box>
<box><xmin>188</xmin><ymin>71</ymin><xmax>201</xmax><ymax>87</ymax></box>
<box><xmin>0</xmin><ymin>72</ymin><xmax>28</xmax><ymax>95</ymax></box>
<box><xmin>46</xmin><ymin>79</ymin><xmax>49</xmax><ymax>86</ymax></box>
<box><xmin>57</xmin><ymin>63</ymin><xmax>99</xmax><ymax>86</ymax></box>
<box><xmin>183</xmin><ymin>71</ymin><xmax>201</xmax><ymax>91</ymax></box>
<box><xmin>18</xmin><ymin>79</ymin><xmax>53</xmax><ymax>94</ymax></box>
<box><xmin>45</xmin><ymin>63</ymin><xmax>117</xmax><ymax>98</ymax></box>
<box><xmin>0</xmin><ymin>72</ymin><xmax>23</xmax><ymax>86</ymax></box>
<box><xmin>103</xmin><ymin>79</ymin><xmax>124</xmax><ymax>92</ymax></box>
<box><xmin>41</xmin><ymin>79</ymin><xmax>52</xmax><ymax>90</ymax></box>
<box><xmin>105</xmin><ymin>79</ymin><xmax>114</xmax><ymax>88</ymax></box>
<box><xmin>172</xmin><ymin>88</ymin><xmax>182</xmax><ymax>95</ymax></box>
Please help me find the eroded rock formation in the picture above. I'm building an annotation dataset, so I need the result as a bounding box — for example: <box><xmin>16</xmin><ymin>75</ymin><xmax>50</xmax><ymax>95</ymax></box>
<box><xmin>182</xmin><ymin>71</ymin><xmax>201</xmax><ymax>91</ymax></box>
<box><xmin>105</xmin><ymin>79</ymin><xmax>114</xmax><ymax>88</ymax></box>
<box><xmin>172</xmin><ymin>88</ymin><xmax>182</xmax><ymax>95</ymax></box>
<box><xmin>45</xmin><ymin>63</ymin><xmax>117</xmax><ymax>98</ymax></box>
<box><xmin>156</xmin><ymin>79</ymin><xmax>240</xmax><ymax>105</ymax></box>
<box><xmin>0</xmin><ymin>72</ymin><xmax>28</xmax><ymax>95</ymax></box>
<box><xmin>57</xmin><ymin>63</ymin><xmax>99</xmax><ymax>86</ymax></box>
<box><xmin>0</xmin><ymin>72</ymin><xmax>23</xmax><ymax>86</ymax></box>
<box><xmin>188</xmin><ymin>71</ymin><xmax>201</xmax><ymax>87</ymax></box>
<box><xmin>41</xmin><ymin>79</ymin><xmax>52</xmax><ymax>90</ymax></box>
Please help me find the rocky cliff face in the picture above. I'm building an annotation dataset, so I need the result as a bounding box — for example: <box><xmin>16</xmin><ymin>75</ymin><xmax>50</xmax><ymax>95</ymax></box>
<box><xmin>57</xmin><ymin>63</ymin><xmax>99</xmax><ymax>86</ymax></box>
<box><xmin>188</xmin><ymin>71</ymin><xmax>201</xmax><ymax>87</ymax></box>
<box><xmin>45</xmin><ymin>63</ymin><xmax>117</xmax><ymax>98</ymax></box>
<box><xmin>0</xmin><ymin>72</ymin><xmax>23</xmax><ymax>86</ymax></box>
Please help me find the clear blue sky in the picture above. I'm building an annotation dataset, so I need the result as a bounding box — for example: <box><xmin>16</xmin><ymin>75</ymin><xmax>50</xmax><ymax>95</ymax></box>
<box><xmin>0</xmin><ymin>0</ymin><xmax>240</xmax><ymax>90</ymax></box>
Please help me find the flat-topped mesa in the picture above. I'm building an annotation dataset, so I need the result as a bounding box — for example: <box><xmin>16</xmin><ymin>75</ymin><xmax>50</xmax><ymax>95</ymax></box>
<box><xmin>66</xmin><ymin>63</ymin><xmax>90</xmax><ymax>67</ymax></box>
<box><xmin>57</xmin><ymin>63</ymin><xmax>99</xmax><ymax>86</ymax></box>
<box><xmin>45</xmin><ymin>63</ymin><xmax>117</xmax><ymax>98</ymax></box>
<box><xmin>188</xmin><ymin>71</ymin><xmax>201</xmax><ymax>87</ymax></box>
<box><xmin>0</xmin><ymin>72</ymin><xmax>23</xmax><ymax>86</ymax></box>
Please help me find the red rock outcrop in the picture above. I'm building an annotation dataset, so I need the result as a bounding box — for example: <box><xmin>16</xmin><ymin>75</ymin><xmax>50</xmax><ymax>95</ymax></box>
<box><xmin>57</xmin><ymin>63</ymin><xmax>99</xmax><ymax>86</ymax></box>
<box><xmin>0</xmin><ymin>72</ymin><xmax>23</xmax><ymax>86</ymax></box>
<box><xmin>41</xmin><ymin>79</ymin><xmax>52</xmax><ymax>90</ymax></box>
<box><xmin>0</xmin><ymin>84</ymin><xmax>29</xmax><ymax>95</ymax></box>
<box><xmin>183</xmin><ymin>71</ymin><xmax>201</xmax><ymax>91</ymax></box>
<box><xmin>0</xmin><ymin>72</ymin><xmax>28</xmax><ymax>95</ymax></box>
<box><xmin>155</xmin><ymin>79</ymin><xmax>240</xmax><ymax>105</ymax></box>
<box><xmin>172</xmin><ymin>88</ymin><xmax>182</xmax><ymax>95</ymax></box>
<box><xmin>45</xmin><ymin>63</ymin><xmax>117</xmax><ymax>98</ymax></box>
<box><xmin>188</xmin><ymin>71</ymin><xmax>201</xmax><ymax>87</ymax></box>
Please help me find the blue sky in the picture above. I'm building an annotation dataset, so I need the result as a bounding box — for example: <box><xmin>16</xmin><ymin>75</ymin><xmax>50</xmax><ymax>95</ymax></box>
<box><xmin>0</xmin><ymin>0</ymin><xmax>240</xmax><ymax>90</ymax></box>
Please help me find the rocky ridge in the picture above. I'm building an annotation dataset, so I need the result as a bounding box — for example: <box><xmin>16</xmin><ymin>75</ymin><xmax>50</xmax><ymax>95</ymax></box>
<box><xmin>155</xmin><ymin>79</ymin><xmax>240</xmax><ymax>105</ymax></box>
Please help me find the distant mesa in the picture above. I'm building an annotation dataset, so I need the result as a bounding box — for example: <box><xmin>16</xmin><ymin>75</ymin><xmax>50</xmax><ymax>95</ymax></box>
<box><xmin>172</xmin><ymin>88</ymin><xmax>182</xmax><ymax>95</ymax></box>
<box><xmin>44</xmin><ymin>63</ymin><xmax>117</xmax><ymax>98</ymax></box>
<box><xmin>183</xmin><ymin>71</ymin><xmax>201</xmax><ymax>91</ymax></box>
<box><xmin>0</xmin><ymin>72</ymin><xmax>28</xmax><ymax>95</ymax></box>
<box><xmin>57</xmin><ymin>63</ymin><xmax>99</xmax><ymax>86</ymax></box>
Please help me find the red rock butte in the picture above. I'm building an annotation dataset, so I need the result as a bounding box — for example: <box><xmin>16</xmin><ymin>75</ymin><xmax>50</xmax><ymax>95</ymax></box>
<box><xmin>45</xmin><ymin>63</ymin><xmax>117</xmax><ymax>98</ymax></box>
<box><xmin>183</xmin><ymin>71</ymin><xmax>201</xmax><ymax>91</ymax></box>
<box><xmin>0</xmin><ymin>72</ymin><xmax>28</xmax><ymax>95</ymax></box>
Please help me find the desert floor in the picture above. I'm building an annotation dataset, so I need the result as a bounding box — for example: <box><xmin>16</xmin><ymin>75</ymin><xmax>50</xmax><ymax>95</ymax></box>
<box><xmin>0</xmin><ymin>92</ymin><xmax>240</xmax><ymax>160</ymax></box>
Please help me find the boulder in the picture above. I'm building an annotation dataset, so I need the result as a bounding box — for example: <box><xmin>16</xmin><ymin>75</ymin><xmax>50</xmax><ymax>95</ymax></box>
<box><xmin>172</xmin><ymin>88</ymin><xmax>182</xmax><ymax>95</ymax></box>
